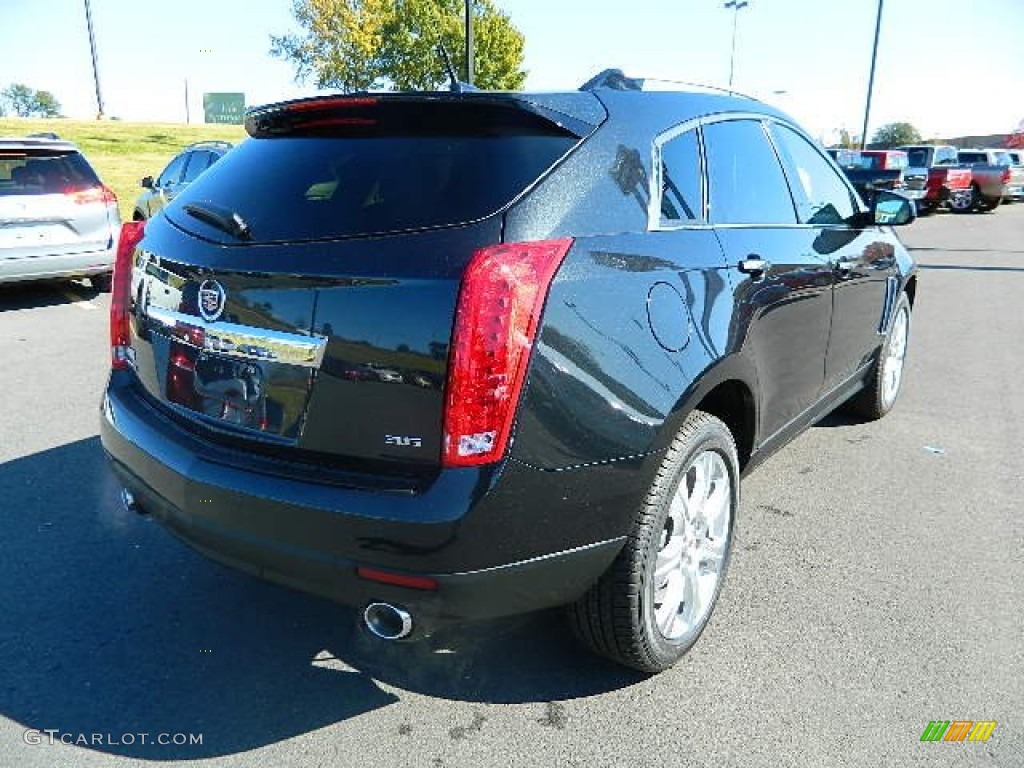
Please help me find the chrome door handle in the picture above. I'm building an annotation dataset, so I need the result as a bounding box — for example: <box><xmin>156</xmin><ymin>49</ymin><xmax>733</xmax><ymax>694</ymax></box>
<box><xmin>738</xmin><ymin>258</ymin><xmax>771</xmax><ymax>277</ymax></box>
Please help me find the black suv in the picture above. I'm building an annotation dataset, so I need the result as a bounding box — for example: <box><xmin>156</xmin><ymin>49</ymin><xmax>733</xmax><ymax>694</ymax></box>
<box><xmin>100</xmin><ymin>73</ymin><xmax>917</xmax><ymax>672</ymax></box>
<box><xmin>132</xmin><ymin>140</ymin><xmax>233</xmax><ymax>220</ymax></box>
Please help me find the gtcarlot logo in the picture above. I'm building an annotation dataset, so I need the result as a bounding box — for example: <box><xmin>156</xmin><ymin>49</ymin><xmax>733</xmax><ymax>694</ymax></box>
<box><xmin>23</xmin><ymin>730</ymin><xmax>203</xmax><ymax>747</ymax></box>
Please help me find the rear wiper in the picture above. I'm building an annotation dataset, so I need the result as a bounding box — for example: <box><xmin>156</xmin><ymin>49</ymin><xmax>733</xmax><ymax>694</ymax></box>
<box><xmin>183</xmin><ymin>202</ymin><xmax>252</xmax><ymax>241</ymax></box>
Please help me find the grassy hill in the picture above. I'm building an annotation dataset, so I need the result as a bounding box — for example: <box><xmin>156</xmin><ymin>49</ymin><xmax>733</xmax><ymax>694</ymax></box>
<box><xmin>0</xmin><ymin>118</ymin><xmax>246</xmax><ymax>221</ymax></box>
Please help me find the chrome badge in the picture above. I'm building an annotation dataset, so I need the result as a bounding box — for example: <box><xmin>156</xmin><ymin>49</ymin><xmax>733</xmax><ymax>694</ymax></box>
<box><xmin>197</xmin><ymin>279</ymin><xmax>227</xmax><ymax>322</ymax></box>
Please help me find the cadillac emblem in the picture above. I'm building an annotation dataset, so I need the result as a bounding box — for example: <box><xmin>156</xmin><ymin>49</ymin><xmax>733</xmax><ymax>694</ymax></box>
<box><xmin>198</xmin><ymin>279</ymin><xmax>227</xmax><ymax>322</ymax></box>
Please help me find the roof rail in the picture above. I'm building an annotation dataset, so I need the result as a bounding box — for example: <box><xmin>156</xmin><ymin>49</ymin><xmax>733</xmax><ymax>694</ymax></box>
<box><xmin>579</xmin><ymin>69</ymin><xmax>761</xmax><ymax>101</ymax></box>
<box><xmin>185</xmin><ymin>140</ymin><xmax>234</xmax><ymax>150</ymax></box>
<box><xmin>27</xmin><ymin>131</ymin><xmax>61</xmax><ymax>140</ymax></box>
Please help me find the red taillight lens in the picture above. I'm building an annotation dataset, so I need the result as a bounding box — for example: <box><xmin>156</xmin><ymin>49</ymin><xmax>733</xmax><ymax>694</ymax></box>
<box><xmin>442</xmin><ymin>238</ymin><xmax>574</xmax><ymax>468</ymax></box>
<box><xmin>1001</xmin><ymin>168</ymin><xmax>1011</xmax><ymax>184</ymax></box>
<box><xmin>110</xmin><ymin>221</ymin><xmax>145</xmax><ymax>370</ymax></box>
<box><xmin>65</xmin><ymin>184</ymin><xmax>117</xmax><ymax>205</ymax></box>
<box><xmin>285</xmin><ymin>96</ymin><xmax>378</xmax><ymax>112</ymax></box>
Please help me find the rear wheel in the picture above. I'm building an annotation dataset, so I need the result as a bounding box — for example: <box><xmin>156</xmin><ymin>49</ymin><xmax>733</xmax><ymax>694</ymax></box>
<box><xmin>976</xmin><ymin>196</ymin><xmax>1000</xmax><ymax>212</ymax></box>
<box><xmin>91</xmin><ymin>273</ymin><xmax>113</xmax><ymax>293</ymax></box>
<box><xmin>848</xmin><ymin>292</ymin><xmax>911</xmax><ymax>420</ymax></box>
<box><xmin>568</xmin><ymin>410</ymin><xmax>738</xmax><ymax>673</ymax></box>
<box><xmin>948</xmin><ymin>185</ymin><xmax>975</xmax><ymax>213</ymax></box>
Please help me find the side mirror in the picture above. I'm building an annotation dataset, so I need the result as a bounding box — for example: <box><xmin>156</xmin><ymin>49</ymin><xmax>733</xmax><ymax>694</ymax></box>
<box><xmin>872</xmin><ymin>189</ymin><xmax>916</xmax><ymax>226</ymax></box>
<box><xmin>141</xmin><ymin>176</ymin><xmax>154</xmax><ymax>189</ymax></box>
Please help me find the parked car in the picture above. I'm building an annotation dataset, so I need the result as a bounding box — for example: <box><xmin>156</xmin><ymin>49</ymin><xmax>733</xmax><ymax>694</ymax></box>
<box><xmin>956</xmin><ymin>148</ymin><xmax>1012</xmax><ymax>211</ymax></box>
<box><xmin>101</xmin><ymin>72</ymin><xmax>918</xmax><ymax>673</ymax></box>
<box><xmin>998</xmin><ymin>149</ymin><xmax>1023</xmax><ymax>202</ymax></box>
<box><xmin>133</xmin><ymin>141</ymin><xmax>233</xmax><ymax>220</ymax></box>
<box><xmin>0</xmin><ymin>135</ymin><xmax>120</xmax><ymax>291</ymax></box>
<box><xmin>826</xmin><ymin>148</ymin><xmax>905</xmax><ymax>206</ymax></box>
<box><xmin>897</xmin><ymin>144</ymin><xmax>973</xmax><ymax>213</ymax></box>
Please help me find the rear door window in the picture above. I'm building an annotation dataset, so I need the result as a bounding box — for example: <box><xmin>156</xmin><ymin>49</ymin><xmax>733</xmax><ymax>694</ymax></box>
<box><xmin>768</xmin><ymin>123</ymin><xmax>857</xmax><ymax>225</ymax></box>
<box><xmin>702</xmin><ymin>119</ymin><xmax>796</xmax><ymax>225</ymax></box>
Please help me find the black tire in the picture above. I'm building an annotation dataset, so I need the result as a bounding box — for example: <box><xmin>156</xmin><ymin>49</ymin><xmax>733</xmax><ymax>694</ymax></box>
<box><xmin>976</xmin><ymin>196</ymin><xmax>1000</xmax><ymax>212</ymax></box>
<box><xmin>133</xmin><ymin>210</ymin><xmax>147</xmax><ymax>221</ymax></box>
<box><xmin>948</xmin><ymin>185</ymin><xmax>975</xmax><ymax>213</ymax></box>
<box><xmin>91</xmin><ymin>272</ymin><xmax>114</xmax><ymax>293</ymax></box>
<box><xmin>848</xmin><ymin>292</ymin><xmax>911</xmax><ymax>420</ymax></box>
<box><xmin>568</xmin><ymin>410</ymin><xmax>739</xmax><ymax>673</ymax></box>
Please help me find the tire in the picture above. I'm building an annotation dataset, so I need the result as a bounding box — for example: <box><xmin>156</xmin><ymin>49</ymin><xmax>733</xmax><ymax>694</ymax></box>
<box><xmin>133</xmin><ymin>210</ymin><xmax>147</xmax><ymax>221</ymax></box>
<box><xmin>568</xmin><ymin>410</ymin><xmax>739</xmax><ymax>673</ymax></box>
<box><xmin>948</xmin><ymin>185</ymin><xmax>975</xmax><ymax>213</ymax></box>
<box><xmin>976</xmin><ymin>196</ymin><xmax>1000</xmax><ymax>212</ymax></box>
<box><xmin>91</xmin><ymin>272</ymin><xmax>114</xmax><ymax>293</ymax></box>
<box><xmin>848</xmin><ymin>292</ymin><xmax>911</xmax><ymax>420</ymax></box>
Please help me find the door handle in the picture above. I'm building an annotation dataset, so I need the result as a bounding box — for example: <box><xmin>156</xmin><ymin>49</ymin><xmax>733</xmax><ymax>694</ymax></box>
<box><xmin>737</xmin><ymin>257</ymin><xmax>771</xmax><ymax>278</ymax></box>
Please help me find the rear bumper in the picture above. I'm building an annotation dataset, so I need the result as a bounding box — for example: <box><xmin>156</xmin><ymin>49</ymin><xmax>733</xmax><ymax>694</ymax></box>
<box><xmin>0</xmin><ymin>246</ymin><xmax>115</xmax><ymax>284</ymax></box>
<box><xmin>99</xmin><ymin>374</ymin><xmax>637</xmax><ymax>632</ymax></box>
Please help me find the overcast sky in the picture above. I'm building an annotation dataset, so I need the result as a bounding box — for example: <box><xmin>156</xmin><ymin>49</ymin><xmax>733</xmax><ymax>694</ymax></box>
<box><xmin>1</xmin><ymin>0</ymin><xmax>1021</xmax><ymax>142</ymax></box>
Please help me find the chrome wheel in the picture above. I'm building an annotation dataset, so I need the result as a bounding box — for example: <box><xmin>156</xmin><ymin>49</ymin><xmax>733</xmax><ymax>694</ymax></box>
<box><xmin>881</xmin><ymin>305</ymin><xmax>909</xmax><ymax>408</ymax></box>
<box><xmin>653</xmin><ymin>450</ymin><xmax>731</xmax><ymax>641</ymax></box>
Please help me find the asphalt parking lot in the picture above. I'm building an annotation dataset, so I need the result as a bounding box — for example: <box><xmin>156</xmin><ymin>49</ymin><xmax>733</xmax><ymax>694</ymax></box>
<box><xmin>1</xmin><ymin>205</ymin><xmax>1021</xmax><ymax>768</ymax></box>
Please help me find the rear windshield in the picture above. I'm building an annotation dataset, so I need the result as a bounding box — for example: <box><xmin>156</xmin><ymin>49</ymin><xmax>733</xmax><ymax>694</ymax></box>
<box><xmin>0</xmin><ymin>150</ymin><xmax>99</xmax><ymax>196</ymax></box>
<box><xmin>167</xmin><ymin>130</ymin><xmax>577</xmax><ymax>243</ymax></box>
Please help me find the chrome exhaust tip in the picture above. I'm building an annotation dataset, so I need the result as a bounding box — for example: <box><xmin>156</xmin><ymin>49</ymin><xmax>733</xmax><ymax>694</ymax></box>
<box><xmin>363</xmin><ymin>602</ymin><xmax>413</xmax><ymax>640</ymax></box>
<box><xmin>120</xmin><ymin>488</ymin><xmax>142</xmax><ymax>515</ymax></box>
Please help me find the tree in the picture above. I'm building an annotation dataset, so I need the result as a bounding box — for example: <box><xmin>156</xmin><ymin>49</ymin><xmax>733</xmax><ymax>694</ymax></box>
<box><xmin>871</xmin><ymin>122</ymin><xmax>922</xmax><ymax>148</ymax></box>
<box><xmin>271</xmin><ymin>0</ymin><xmax>527</xmax><ymax>93</ymax></box>
<box><xmin>33</xmin><ymin>90</ymin><xmax>62</xmax><ymax>118</ymax></box>
<box><xmin>836</xmin><ymin>128</ymin><xmax>861</xmax><ymax>149</ymax></box>
<box><xmin>1</xmin><ymin>83</ymin><xmax>62</xmax><ymax>118</ymax></box>
<box><xmin>2</xmin><ymin>83</ymin><xmax>35</xmax><ymax>117</ymax></box>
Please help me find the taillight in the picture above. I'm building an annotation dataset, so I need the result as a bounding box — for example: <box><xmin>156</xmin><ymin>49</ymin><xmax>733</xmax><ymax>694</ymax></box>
<box><xmin>442</xmin><ymin>238</ymin><xmax>574</xmax><ymax>467</ymax></box>
<box><xmin>1001</xmin><ymin>168</ymin><xmax>1011</xmax><ymax>184</ymax></box>
<box><xmin>65</xmin><ymin>184</ymin><xmax>117</xmax><ymax>205</ymax></box>
<box><xmin>110</xmin><ymin>221</ymin><xmax>145</xmax><ymax>370</ymax></box>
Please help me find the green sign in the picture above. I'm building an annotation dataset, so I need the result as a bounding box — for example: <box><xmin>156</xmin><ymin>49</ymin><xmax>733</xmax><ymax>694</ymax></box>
<box><xmin>203</xmin><ymin>93</ymin><xmax>245</xmax><ymax>125</ymax></box>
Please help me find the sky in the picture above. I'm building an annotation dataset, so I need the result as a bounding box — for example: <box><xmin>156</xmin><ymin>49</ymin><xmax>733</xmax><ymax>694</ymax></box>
<box><xmin>1</xmin><ymin>0</ymin><xmax>1022</xmax><ymax>143</ymax></box>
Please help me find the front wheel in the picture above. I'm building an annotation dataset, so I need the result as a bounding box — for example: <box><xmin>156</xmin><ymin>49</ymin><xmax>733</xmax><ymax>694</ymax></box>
<box><xmin>568</xmin><ymin>411</ymin><xmax>738</xmax><ymax>673</ymax></box>
<box><xmin>848</xmin><ymin>292</ymin><xmax>911</xmax><ymax>420</ymax></box>
<box><xmin>91</xmin><ymin>272</ymin><xmax>114</xmax><ymax>293</ymax></box>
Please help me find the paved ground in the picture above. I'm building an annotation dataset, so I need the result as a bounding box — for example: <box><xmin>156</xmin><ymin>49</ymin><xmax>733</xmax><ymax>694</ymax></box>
<box><xmin>0</xmin><ymin>205</ymin><xmax>1021</xmax><ymax>767</ymax></box>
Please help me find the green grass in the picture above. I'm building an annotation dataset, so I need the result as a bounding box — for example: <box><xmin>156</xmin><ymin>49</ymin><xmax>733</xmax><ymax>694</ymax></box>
<box><xmin>0</xmin><ymin>117</ymin><xmax>246</xmax><ymax>221</ymax></box>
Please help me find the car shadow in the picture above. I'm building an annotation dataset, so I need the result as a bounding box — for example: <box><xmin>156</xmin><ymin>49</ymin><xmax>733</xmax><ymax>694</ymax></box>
<box><xmin>0</xmin><ymin>437</ymin><xmax>643</xmax><ymax>760</ymax></box>
<box><xmin>0</xmin><ymin>280</ymin><xmax>103</xmax><ymax>311</ymax></box>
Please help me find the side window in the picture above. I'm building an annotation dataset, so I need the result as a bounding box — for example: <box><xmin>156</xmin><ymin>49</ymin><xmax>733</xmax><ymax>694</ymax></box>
<box><xmin>182</xmin><ymin>151</ymin><xmax>212</xmax><ymax>183</ymax></box>
<box><xmin>769</xmin><ymin>123</ymin><xmax>856</xmax><ymax>225</ymax></box>
<box><xmin>156</xmin><ymin>153</ymin><xmax>188</xmax><ymax>187</ymax></box>
<box><xmin>702</xmin><ymin>119</ymin><xmax>796</xmax><ymax>225</ymax></box>
<box><xmin>659</xmin><ymin>129</ymin><xmax>702</xmax><ymax>223</ymax></box>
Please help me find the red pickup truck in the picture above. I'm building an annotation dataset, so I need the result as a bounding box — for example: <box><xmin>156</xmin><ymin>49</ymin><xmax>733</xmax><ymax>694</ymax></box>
<box><xmin>957</xmin><ymin>148</ymin><xmax>1015</xmax><ymax>210</ymax></box>
<box><xmin>897</xmin><ymin>145</ymin><xmax>974</xmax><ymax>213</ymax></box>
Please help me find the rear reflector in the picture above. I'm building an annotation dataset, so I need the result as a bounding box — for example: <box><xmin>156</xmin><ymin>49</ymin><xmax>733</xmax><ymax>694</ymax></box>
<box><xmin>110</xmin><ymin>221</ymin><xmax>145</xmax><ymax>370</ymax></box>
<box><xmin>442</xmin><ymin>238</ymin><xmax>574</xmax><ymax>467</ymax></box>
<box><xmin>356</xmin><ymin>567</ymin><xmax>438</xmax><ymax>591</ymax></box>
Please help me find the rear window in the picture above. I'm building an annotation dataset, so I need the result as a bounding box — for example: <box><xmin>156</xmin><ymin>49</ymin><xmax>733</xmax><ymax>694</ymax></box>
<box><xmin>958</xmin><ymin>152</ymin><xmax>985</xmax><ymax>164</ymax></box>
<box><xmin>0</xmin><ymin>150</ymin><xmax>99</xmax><ymax>196</ymax></box>
<box><xmin>167</xmin><ymin>125</ymin><xmax>577</xmax><ymax>243</ymax></box>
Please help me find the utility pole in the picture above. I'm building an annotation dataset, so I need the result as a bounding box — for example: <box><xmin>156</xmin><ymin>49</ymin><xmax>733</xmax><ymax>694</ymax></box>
<box><xmin>464</xmin><ymin>0</ymin><xmax>474</xmax><ymax>84</ymax></box>
<box><xmin>724</xmin><ymin>0</ymin><xmax>749</xmax><ymax>93</ymax></box>
<box><xmin>860</xmin><ymin>0</ymin><xmax>884</xmax><ymax>150</ymax></box>
<box><xmin>83</xmin><ymin>0</ymin><xmax>105</xmax><ymax>118</ymax></box>
<box><xmin>184</xmin><ymin>78</ymin><xmax>190</xmax><ymax>124</ymax></box>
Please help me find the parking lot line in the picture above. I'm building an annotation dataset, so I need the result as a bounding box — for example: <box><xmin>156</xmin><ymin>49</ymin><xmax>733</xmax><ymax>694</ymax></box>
<box><xmin>60</xmin><ymin>288</ymin><xmax>99</xmax><ymax>311</ymax></box>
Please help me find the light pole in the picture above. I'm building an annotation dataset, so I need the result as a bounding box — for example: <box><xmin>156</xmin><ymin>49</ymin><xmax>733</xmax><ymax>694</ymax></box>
<box><xmin>724</xmin><ymin>0</ymin><xmax>749</xmax><ymax>93</ymax></box>
<box><xmin>83</xmin><ymin>0</ymin><xmax>105</xmax><ymax>118</ymax></box>
<box><xmin>860</xmin><ymin>0</ymin><xmax>884</xmax><ymax>149</ymax></box>
<box><xmin>464</xmin><ymin>0</ymin><xmax>474</xmax><ymax>84</ymax></box>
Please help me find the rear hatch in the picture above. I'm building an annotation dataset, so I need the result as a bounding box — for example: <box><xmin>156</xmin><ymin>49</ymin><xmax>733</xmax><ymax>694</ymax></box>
<box><xmin>0</xmin><ymin>145</ymin><xmax>117</xmax><ymax>261</ymax></box>
<box><xmin>127</xmin><ymin>93</ymin><xmax>600</xmax><ymax>475</ymax></box>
